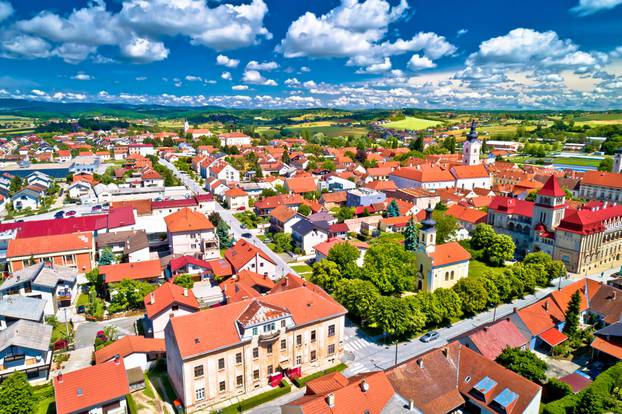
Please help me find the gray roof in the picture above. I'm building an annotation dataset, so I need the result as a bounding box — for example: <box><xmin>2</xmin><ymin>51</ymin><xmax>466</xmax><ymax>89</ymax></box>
<box><xmin>0</xmin><ymin>319</ymin><xmax>52</xmax><ymax>352</ymax></box>
<box><xmin>96</xmin><ymin>230</ymin><xmax>149</xmax><ymax>254</ymax></box>
<box><xmin>0</xmin><ymin>296</ymin><xmax>45</xmax><ymax>322</ymax></box>
<box><xmin>308</xmin><ymin>211</ymin><xmax>334</xmax><ymax>223</ymax></box>
<box><xmin>596</xmin><ymin>321</ymin><xmax>622</xmax><ymax>338</ymax></box>
<box><xmin>292</xmin><ymin>218</ymin><xmax>329</xmax><ymax>236</ymax></box>
<box><xmin>2</xmin><ymin>263</ymin><xmax>77</xmax><ymax>291</ymax></box>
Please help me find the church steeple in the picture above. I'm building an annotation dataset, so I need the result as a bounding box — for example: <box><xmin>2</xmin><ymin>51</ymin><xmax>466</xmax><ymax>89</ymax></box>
<box><xmin>462</xmin><ymin>119</ymin><xmax>481</xmax><ymax>166</ymax></box>
<box><xmin>419</xmin><ymin>205</ymin><xmax>436</xmax><ymax>254</ymax></box>
<box><xmin>466</xmin><ymin>119</ymin><xmax>479</xmax><ymax>141</ymax></box>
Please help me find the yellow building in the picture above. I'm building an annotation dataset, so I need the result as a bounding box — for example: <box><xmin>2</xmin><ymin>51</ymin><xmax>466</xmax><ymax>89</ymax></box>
<box><xmin>415</xmin><ymin>206</ymin><xmax>471</xmax><ymax>292</ymax></box>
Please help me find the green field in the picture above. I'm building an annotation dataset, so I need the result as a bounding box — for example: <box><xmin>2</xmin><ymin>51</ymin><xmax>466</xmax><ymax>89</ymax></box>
<box><xmin>468</xmin><ymin>259</ymin><xmax>506</xmax><ymax>279</ymax></box>
<box><xmin>508</xmin><ymin>156</ymin><xmax>601</xmax><ymax>168</ymax></box>
<box><xmin>287</xmin><ymin>125</ymin><xmax>368</xmax><ymax>138</ymax></box>
<box><xmin>384</xmin><ymin>116</ymin><xmax>443</xmax><ymax>131</ymax></box>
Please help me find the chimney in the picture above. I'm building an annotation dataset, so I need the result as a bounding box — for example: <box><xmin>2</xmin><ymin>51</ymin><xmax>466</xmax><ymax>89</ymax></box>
<box><xmin>57</xmin><ymin>373</ymin><xmax>63</xmax><ymax>383</ymax></box>
<box><xmin>612</xmin><ymin>291</ymin><xmax>617</xmax><ymax>301</ymax></box>
<box><xmin>416</xmin><ymin>358</ymin><xmax>424</xmax><ymax>368</ymax></box>
<box><xmin>409</xmin><ymin>400</ymin><xmax>415</xmax><ymax>411</ymax></box>
<box><xmin>150</xmin><ymin>293</ymin><xmax>155</xmax><ymax>305</ymax></box>
<box><xmin>325</xmin><ymin>393</ymin><xmax>335</xmax><ymax>407</ymax></box>
<box><xmin>114</xmin><ymin>354</ymin><xmax>121</xmax><ymax>365</ymax></box>
<box><xmin>359</xmin><ymin>379</ymin><xmax>369</xmax><ymax>393</ymax></box>
<box><xmin>442</xmin><ymin>347</ymin><xmax>449</xmax><ymax>358</ymax></box>
<box><xmin>183</xmin><ymin>288</ymin><xmax>188</xmax><ymax>297</ymax></box>
<box><xmin>544</xmin><ymin>301</ymin><xmax>549</xmax><ymax>311</ymax></box>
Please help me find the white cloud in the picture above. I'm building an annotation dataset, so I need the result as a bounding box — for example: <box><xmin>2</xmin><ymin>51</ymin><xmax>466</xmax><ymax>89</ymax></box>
<box><xmin>221</xmin><ymin>71</ymin><xmax>232</xmax><ymax>80</ymax></box>
<box><xmin>120</xmin><ymin>36</ymin><xmax>169</xmax><ymax>63</ymax></box>
<box><xmin>356</xmin><ymin>57</ymin><xmax>392</xmax><ymax>74</ymax></box>
<box><xmin>232</xmin><ymin>85</ymin><xmax>249</xmax><ymax>90</ymax></box>
<box><xmin>1</xmin><ymin>35</ymin><xmax>51</xmax><ymax>59</ymax></box>
<box><xmin>0</xmin><ymin>1</ymin><xmax>13</xmax><ymax>22</ymax></box>
<box><xmin>185</xmin><ymin>75</ymin><xmax>202</xmax><ymax>82</ymax></box>
<box><xmin>457</xmin><ymin>29</ymin><xmax>468</xmax><ymax>37</ymax></box>
<box><xmin>136</xmin><ymin>76</ymin><xmax>147</xmax><ymax>81</ymax></box>
<box><xmin>571</xmin><ymin>0</ymin><xmax>622</xmax><ymax>15</ymax></box>
<box><xmin>242</xmin><ymin>69</ymin><xmax>277</xmax><ymax>86</ymax></box>
<box><xmin>407</xmin><ymin>54</ymin><xmax>436</xmax><ymax>70</ymax></box>
<box><xmin>71</xmin><ymin>72</ymin><xmax>92</xmax><ymax>81</ymax></box>
<box><xmin>285</xmin><ymin>78</ymin><xmax>301</xmax><ymax>87</ymax></box>
<box><xmin>31</xmin><ymin>89</ymin><xmax>46</xmax><ymax>96</ymax></box>
<box><xmin>300</xmin><ymin>66</ymin><xmax>311</xmax><ymax>72</ymax></box>
<box><xmin>216</xmin><ymin>54</ymin><xmax>240</xmax><ymax>68</ymax></box>
<box><xmin>246</xmin><ymin>60</ymin><xmax>279</xmax><ymax>71</ymax></box>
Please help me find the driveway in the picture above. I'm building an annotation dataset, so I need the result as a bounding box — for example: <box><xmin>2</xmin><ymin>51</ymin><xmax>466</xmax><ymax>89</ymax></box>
<box><xmin>74</xmin><ymin>315</ymin><xmax>142</xmax><ymax>349</ymax></box>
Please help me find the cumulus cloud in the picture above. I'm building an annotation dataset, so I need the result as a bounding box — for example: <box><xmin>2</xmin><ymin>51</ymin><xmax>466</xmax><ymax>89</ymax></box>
<box><xmin>216</xmin><ymin>54</ymin><xmax>240</xmax><ymax>68</ymax></box>
<box><xmin>232</xmin><ymin>85</ymin><xmax>249</xmax><ymax>90</ymax></box>
<box><xmin>356</xmin><ymin>57</ymin><xmax>392</xmax><ymax>74</ymax></box>
<box><xmin>0</xmin><ymin>0</ymin><xmax>270</xmax><ymax>63</ymax></box>
<box><xmin>185</xmin><ymin>75</ymin><xmax>202</xmax><ymax>82</ymax></box>
<box><xmin>300</xmin><ymin>66</ymin><xmax>311</xmax><ymax>72</ymax></box>
<box><xmin>246</xmin><ymin>60</ymin><xmax>279</xmax><ymax>71</ymax></box>
<box><xmin>242</xmin><ymin>69</ymin><xmax>277</xmax><ymax>86</ymax></box>
<box><xmin>221</xmin><ymin>71</ymin><xmax>232</xmax><ymax>80</ymax></box>
<box><xmin>571</xmin><ymin>0</ymin><xmax>622</xmax><ymax>15</ymax></box>
<box><xmin>407</xmin><ymin>54</ymin><xmax>436</xmax><ymax>70</ymax></box>
<box><xmin>71</xmin><ymin>72</ymin><xmax>92</xmax><ymax>81</ymax></box>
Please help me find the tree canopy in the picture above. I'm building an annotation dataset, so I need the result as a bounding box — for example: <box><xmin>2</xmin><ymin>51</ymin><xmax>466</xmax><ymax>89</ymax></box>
<box><xmin>496</xmin><ymin>347</ymin><xmax>548</xmax><ymax>383</ymax></box>
<box><xmin>0</xmin><ymin>372</ymin><xmax>35</xmax><ymax>414</ymax></box>
<box><xmin>360</xmin><ymin>243</ymin><xmax>416</xmax><ymax>294</ymax></box>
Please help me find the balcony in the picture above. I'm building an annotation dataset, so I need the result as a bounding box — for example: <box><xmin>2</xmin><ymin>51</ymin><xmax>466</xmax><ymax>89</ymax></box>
<box><xmin>258</xmin><ymin>331</ymin><xmax>280</xmax><ymax>344</ymax></box>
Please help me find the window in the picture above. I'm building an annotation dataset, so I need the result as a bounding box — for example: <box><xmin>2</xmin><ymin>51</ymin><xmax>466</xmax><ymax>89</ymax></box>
<box><xmin>328</xmin><ymin>325</ymin><xmax>335</xmax><ymax>337</ymax></box>
<box><xmin>218</xmin><ymin>358</ymin><xmax>225</xmax><ymax>370</ymax></box>
<box><xmin>296</xmin><ymin>335</ymin><xmax>302</xmax><ymax>346</ymax></box>
<box><xmin>171</xmin><ymin>305</ymin><xmax>179</xmax><ymax>311</ymax></box>
<box><xmin>328</xmin><ymin>344</ymin><xmax>335</xmax><ymax>356</ymax></box>
<box><xmin>310</xmin><ymin>351</ymin><xmax>317</xmax><ymax>362</ymax></box>
<box><xmin>235</xmin><ymin>353</ymin><xmax>242</xmax><ymax>364</ymax></box>
<box><xmin>280</xmin><ymin>339</ymin><xmax>286</xmax><ymax>350</ymax></box>
<box><xmin>252</xmin><ymin>327</ymin><xmax>258</xmax><ymax>336</ymax></box>
<box><xmin>281</xmin><ymin>320</ymin><xmax>286</xmax><ymax>328</ymax></box>
<box><xmin>194</xmin><ymin>365</ymin><xmax>204</xmax><ymax>378</ymax></box>
<box><xmin>252</xmin><ymin>347</ymin><xmax>259</xmax><ymax>359</ymax></box>
<box><xmin>445</xmin><ymin>272</ymin><xmax>449</xmax><ymax>281</ymax></box>
<box><xmin>267</xmin><ymin>344</ymin><xmax>273</xmax><ymax>354</ymax></box>
<box><xmin>219</xmin><ymin>381</ymin><xmax>226</xmax><ymax>392</ymax></box>
<box><xmin>267</xmin><ymin>365</ymin><xmax>273</xmax><ymax>375</ymax></box>
<box><xmin>253</xmin><ymin>370</ymin><xmax>260</xmax><ymax>380</ymax></box>
<box><xmin>195</xmin><ymin>388</ymin><xmax>205</xmax><ymax>401</ymax></box>
<box><xmin>236</xmin><ymin>375</ymin><xmax>243</xmax><ymax>388</ymax></box>
<box><xmin>311</xmin><ymin>330</ymin><xmax>316</xmax><ymax>342</ymax></box>
<box><xmin>296</xmin><ymin>355</ymin><xmax>302</xmax><ymax>365</ymax></box>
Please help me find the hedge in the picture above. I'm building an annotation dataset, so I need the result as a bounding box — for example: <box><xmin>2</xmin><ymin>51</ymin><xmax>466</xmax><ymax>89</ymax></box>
<box><xmin>291</xmin><ymin>363</ymin><xmax>348</xmax><ymax>388</ymax></box>
<box><xmin>215</xmin><ymin>380</ymin><xmax>291</xmax><ymax>414</ymax></box>
<box><xmin>126</xmin><ymin>394</ymin><xmax>138</xmax><ymax>414</ymax></box>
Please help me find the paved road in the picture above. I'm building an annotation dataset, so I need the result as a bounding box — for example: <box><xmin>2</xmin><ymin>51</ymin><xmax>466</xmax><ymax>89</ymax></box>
<box><xmin>74</xmin><ymin>315</ymin><xmax>142</xmax><ymax>349</ymax></box>
<box><xmin>158</xmin><ymin>158</ymin><xmax>297</xmax><ymax>276</ymax></box>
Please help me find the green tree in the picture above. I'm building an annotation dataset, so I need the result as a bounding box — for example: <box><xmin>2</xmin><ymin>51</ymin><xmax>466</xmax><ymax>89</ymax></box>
<box><xmin>216</xmin><ymin>220</ymin><xmax>233</xmax><ymax>248</ymax></box>
<box><xmin>545</xmin><ymin>378</ymin><xmax>572</xmax><ymax>401</ymax></box>
<box><xmin>272</xmin><ymin>232</ymin><xmax>293</xmax><ymax>253</ymax></box>
<box><xmin>403</xmin><ymin>217</ymin><xmax>419</xmax><ymax>251</ymax></box>
<box><xmin>333</xmin><ymin>279</ymin><xmax>380</xmax><ymax>320</ymax></box>
<box><xmin>86</xmin><ymin>268</ymin><xmax>105</xmax><ymax>296</ymax></box>
<box><xmin>434</xmin><ymin>288</ymin><xmax>463</xmax><ymax>323</ymax></box>
<box><xmin>361</xmin><ymin>243</ymin><xmax>416</xmax><ymax>294</ymax></box>
<box><xmin>0</xmin><ymin>372</ymin><xmax>34</xmax><ymax>414</ymax></box>
<box><xmin>8</xmin><ymin>176</ymin><xmax>22</xmax><ymax>194</ymax></box>
<box><xmin>453</xmin><ymin>277</ymin><xmax>488</xmax><ymax>315</ymax></box>
<box><xmin>387</xmin><ymin>199</ymin><xmax>400</xmax><ymax>217</ymax></box>
<box><xmin>433</xmin><ymin>210</ymin><xmax>459</xmax><ymax>243</ymax></box>
<box><xmin>370</xmin><ymin>296</ymin><xmax>426</xmax><ymax>337</ymax></box>
<box><xmin>409</xmin><ymin>136</ymin><xmax>424</xmax><ymax>152</ymax></box>
<box><xmin>108</xmin><ymin>279</ymin><xmax>156</xmax><ymax>313</ymax></box>
<box><xmin>327</xmin><ymin>242</ymin><xmax>360</xmax><ymax>273</ymax></box>
<box><xmin>310</xmin><ymin>260</ymin><xmax>342</xmax><ymax>293</ymax></box>
<box><xmin>563</xmin><ymin>290</ymin><xmax>582</xmax><ymax>337</ymax></box>
<box><xmin>335</xmin><ymin>206</ymin><xmax>354</xmax><ymax>222</ymax></box>
<box><xmin>355</xmin><ymin>142</ymin><xmax>367</xmax><ymax>164</ymax></box>
<box><xmin>471</xmin><ymin>223</ymin><xmax>496</xmax><ymax>251</ymax></box>
<box><xmin>484</xmin><ymin>234</ymin><xmax>515</xmax><ymax>266</ymax></box>
<box><xmin>496</xmin><ymin>347</ymin><xmax>548</xmax><ymax>383</ymax></box>
<box><xmin>298</xmin><ymin>204</ymin><xmax>311</xmax><ymax>216</ymax></box>
<box><xmin>98</xmin><ymin>247</ymin><xmax>115</xmax><ymax>266</ymax></box>
<box><xmin>598</xmin><ymin>157</ymin><xmax>613</xmax><ymax>172</ymax></box>
<box><xmin>173</xmin><ymin>274</ymin><xmax>194</xmax><ymax>289</ymax></box>
<box><xmin>575</xmin><ymin>387</ymin><xmax>604</xmax><ymax>414</ymax></box>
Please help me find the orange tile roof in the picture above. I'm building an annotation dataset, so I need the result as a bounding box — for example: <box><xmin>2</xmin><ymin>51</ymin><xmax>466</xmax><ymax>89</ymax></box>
<box><xmin>220</xmin><ymin>270</ymin><xmax>277</xmax><ymax>303</ymax></box>
<box><xmin>224</xmin><ymin>239</ymin><xmax>275</xmax><ymax>271</ymax></box>
<box><xmin>286</xmin><ymin>371</ymin><xmax>395</xmax><ymax>414</ymax></box>
<box><xmin>269</xmin><ymin>205</ymin><xmax>298</xmax><ymax>223</ymax></box>
<box><xmin>539</xmin><ymin>327</ymin><xmax>568</xmax><ymax>347</ymax></box>
<box><xmin>364</xmin><ymin>180</ymin><xmax>397</xmax><ymax>191</ymax></box>
<box><xmin>144</xmin><ymin>282</ymin><xmax>200</xmax><ymax>319</ymax></box>
<box><xmin>390</xmin><ymin>167</ymin><xmax>455</xmax><ymax>183</ymax></box>
<box><xmin>94</xmin><ymin>335</ymin><xmax>165</xmax><ymax>364</ymax></box>
<box><xmin>164</xmin><ymin>207</ymin><xmax>214</xmax><ymax>232</ymax></box>
<box><xmin>429</xmin><ymin>242</ymin><xmax>471</xmax><ymax>267</ymax></box>
<box><xmin>54</xmin><ymin>360</ymin><xmax>129</xmax><ymax>414</ymax></box>
<box><xmin>582</xmin><ymin>170</ymin><xmax>622</xmax><ymax>189</ymax></box>
<box><xmin>549</xmin><ymin>278</ymin><xmax>602</xmax><ymax>315</ymax></box>
<box><xmin>100</xmin><ymin>259</ymin><xmax>162</xmax><ymax>284</ymax></box>
<box><xmin>451</xmin><ymin>164</ymin><xmax>489</xmax><ymax>179</ymax></box>
<box><xmin>286</xmin><ymin>176</ymin><xmax>317</xmax><ymax>193</ymax></box>
<box><xmin>592</xmin><ymin>336</ymin><xmax>622</xmax><ymax>360</ymax></box>
<box><xmin>225</xmin><ymin>187</ymin><xmax>248</xmax><ymax>197</ymax></box>
<box><xmin>111</xmin><ymin>199</ymin><xmax>153</xmax><ymax>215</ymax></box>
<box><xmin>7</xmin><ymin>232</ymin><xmax>93</xmax><ymax>258</ymax></box>
<box><xmin>446</xmin><ymin>204</ymin><xmax>488</xmax><ymax>224</ymax></box>
<box><xmin>517</xmin><ymin>297</ymin><xmax>565</xmax><ymax>336</ymax></box>
<box><xmin>169</xmin><ymin>286</ymin><xmax>346</xmax><ymax>358</ymax></box>
<box><xmin>313</xmin><ymin>239</ymin><xmax>369</xmax><ymax>257</ymax></box>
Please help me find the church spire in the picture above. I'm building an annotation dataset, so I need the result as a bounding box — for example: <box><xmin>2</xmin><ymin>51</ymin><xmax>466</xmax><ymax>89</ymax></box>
<box><xmin>466</xmin><ymin>119</ymin><xmax>479</xmax><ymax>142</ymax></box>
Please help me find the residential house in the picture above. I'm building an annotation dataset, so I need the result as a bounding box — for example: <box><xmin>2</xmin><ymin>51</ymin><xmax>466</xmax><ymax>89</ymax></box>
<box><xmin>164</xmin><ymin>208</ymin><xmax>219</xmax><ymax>260</ymax></box>
<box><xmin>100</xmin><ymin>260</ymin><xmax>163</xmax><ymax>285</ymax></box>
<box><xmin>218</xmin><ymin>132</ymin><xmax>252</xmax><ymax>147</ymax></box>
<box><xmin>269</xmin><ymin>205</ymin><xmax>301</xmax><ymax>234</ymax></box>
<box><xmin>457</xmin><ymin>319</ymin><xmax>528</xmax><ymax>360</ymax></box>
<box><xmin>224</xmin><ymin>187</ymin><xmax>249</xmax><ymax>210</ymax></box>
<box><xmin>386</xmin><ymin>341</ymin><xmax>542</xmax><ymax>414</ymax></box>
<box><xmin>346</xmin><ymin>188</ymin><xmax>386</xmax><ymax>208</ymax></box>
<box><xmin>94</xmin><ymin>336</ymin><xmax>165</xmax><ymax>371</ymax></box>
<box><xmin>445</xmin><ymin>204</ymin><xmax>488</xmax><ymax>232</ymax></box>
<box><xmin>450</xmin><ymin>164</ymin><xmax>492</xmax><ymax>190</ymax></box>
<box><xmin>0</xmin><ymin>296</ymin><xmax>45</xmax><ymax>330</ymax></box>
<box><xmin>95</xmin><ymin>230</ymin><xmax>150</xmax><ymax>263</ymax></box>
<box><xmin>144</xmin><ymin>282</ymin><xmax>200</xmax><ymax>339</ymax></box>
<box><xmin>384</xmin><ymin>188</ymin><xmax>440</xmax><ymax>213</ymax></box>
<box><xmin>389</xmin><ymin>167</ymin><xmax>455</xmax><ymax>190</ymax></box>
<box><xmin>220</xmin><ymin>270</ymin><xmax>275</xmax><ymax>303</ymax></box>
<box><xmin>0</xmin><ymin>263</ymin><xmax>78</xmax><ymax>315</ymax></box>
<box><xmin>164</xmin><ymin>285</ymin><xmax>347</xmax><ymax>412</ymax></box>
<box><xmin>53</xmin><ymin>359</ymin><xmax>130</xmax><ymax>414</ymax></box>
<box><xmin>285</xmin><ymin>177</ymin><xmax>317</xmax><ymax>195</ymax></box>
<box><xmin>0</xmin><ymin>320</ymin><xmax>52</xmax><ymax>383</ymax></box>
<box><xmin>26</xmin><ymin>172</ymin><xmax>52</xmax><ymax>189</ymax></box>
<box><xmin>12</xmin><ymin>186</ymin><xmax>45</xmax><ymax>211</ymax></box>
<box><xmin>67</xmin><ymin>181</ymin><xmax>95</xmax><ymax>202</ymax></box>
<box><xmin>313</xmin><ymin>239</ymin><xmax>368</xmax><ymax>267</ymax></box>
<box><xmin>209</xmin><ymin>162</ymin><xmax>240</xmax><ymax>183</ymax></box>
<box><xmin>291</xmin><ymin>219</ymin><xmax>329</xmax><ymax>255</ymax></box>
<box><xmin>225</xmin><ymin>240</ymin><xmax>277</xmax><ymax>278</ymax></box>
<box><xmin>6</xmin><ymin>232</ymin><xmax>95</xmax><ymax>273</ymax></box>
<box><xmin>168</xmin><ymin>256</ymin><xmax>214</xmax><ymax>281</ymax></box>
<box><xmin>255</xmin><ymin>194</ymin><xmax>304</xmax><ymax>216</ymax></box>
<box><xmin>319</xmin><ymin>191</ymin><xmax>347</xmax><ymax>209</ymax></box>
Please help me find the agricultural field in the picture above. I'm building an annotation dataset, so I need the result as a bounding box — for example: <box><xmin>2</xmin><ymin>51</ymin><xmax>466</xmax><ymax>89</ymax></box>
<box><xmin>287</xmin><ymin>125</ymin><xmax>368</xmax><ymax>138</ymax></box>
<box><xmin>384</xmin><ymin>116</ymin><xmax>443</xmax><ymax>130</ymax></box>
<box><xmin>0</xmin><ymin>115</ymin><xmax>36</xmax><ymax>136</ymax></box>
<box><xmin>507</xmin><ymin>155</ymin><xmax>601</xmax><ymax>168</ymax></box>
<box><xmin>288</xmin><ymin>120</ymin><xmax>336</xmax><ymax>128</ymax></box>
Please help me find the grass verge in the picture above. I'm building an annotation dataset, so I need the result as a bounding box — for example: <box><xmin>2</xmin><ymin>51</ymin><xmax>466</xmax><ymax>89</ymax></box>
<box><xmin>291</xmin><ymin>363</ymin><xmax>348</xmax><ymax>388</ymax></box>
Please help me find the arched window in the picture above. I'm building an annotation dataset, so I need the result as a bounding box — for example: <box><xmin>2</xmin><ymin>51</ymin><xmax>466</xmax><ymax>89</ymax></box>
<box><xmin>451</xmin><ymin>270</ymin><xmax>455</xmax><ymax>280</ymax></box>
<box><xmin>445</xmin><ymin>272</ymin><xmax>449</xmax><ymax>281</ymax></box>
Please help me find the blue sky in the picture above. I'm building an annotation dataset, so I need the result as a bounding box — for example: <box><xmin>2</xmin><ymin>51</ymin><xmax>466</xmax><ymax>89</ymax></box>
<box><xmin>0</xmin><ymin>0</ymin><xmax>621</xmax><ymax>109</ymax></box>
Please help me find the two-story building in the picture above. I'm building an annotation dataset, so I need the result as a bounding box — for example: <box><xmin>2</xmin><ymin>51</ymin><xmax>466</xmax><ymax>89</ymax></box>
<box><xmin>224</xmin><ymin>240</ymin><xmax>277</xmax><ymax>278</ymax></box>
<box><xmin>0</xmin><ymin>319</ymin><xmax>52</xmax><ymax>383</ymax></box>
<box><xmin>144</xmin><ymin>282</ymin><xmax>200</xmax><ymax>339</ymax></box>
<box><xmin>164</xmin><ymin>208</ymin><xmax>219</xmax><ymax>260</ymax></box>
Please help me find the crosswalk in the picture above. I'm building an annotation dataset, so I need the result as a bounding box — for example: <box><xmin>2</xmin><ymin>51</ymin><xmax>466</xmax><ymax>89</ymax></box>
<box><xmin>343</xmin><ymin>335</ymin><xmax>373</xmax><ymax>353</ymax></box>
<box><xmin>344</xmin><ymin>361</ymin><xmax>369</xmax><ymax>376</ymax></box>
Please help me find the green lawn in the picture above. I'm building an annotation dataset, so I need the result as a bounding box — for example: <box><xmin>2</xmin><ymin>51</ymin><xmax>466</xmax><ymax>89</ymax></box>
<box><xmin>370</xmin><ymin>232</ymin><xmax>404</xmax><ymax>245</ymax></box>
<box><xmin>76</xmin><ymin>293</ymin><xmax>89</xmax><ymax>306</ymax></box>
<box><xmin>468</xmin><ymin>259</ymin><xmax>506</xmax><ymax>279</ymax></box>
<box><xmin>507</xmin><ymin>155</ymin><xmax>601</xmax><ymax>168</ymax></box>
<box><xmin>292</xmin><ymin>264</ymin><xmax>312</xmax><ymax>274</ymax></box>
<box><xmin>384</xmin><ymin>116</ymin><xmax>442</xmax><ymax>131</ymax></box>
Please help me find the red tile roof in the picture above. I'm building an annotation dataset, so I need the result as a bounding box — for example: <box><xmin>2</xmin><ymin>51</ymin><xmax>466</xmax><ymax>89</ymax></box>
<box><xmin>54</xmin><ymin>359</ymin><xmax>129</xmax><ymax>414</ymax></box>
<box><xmin>429</xmin><ymin>242</ymin><xmax>471</xmax><ymax>267</ymax></box>
<box><xmin>94</xmin><ymin>335</ymin><xmax>165</xmax><ymax>364</ymax></box>
<box><xmin>467</xmin><ymin>319</ymin><xmax>528</xmax><ymax>360</ymax></box>
<box><xmin>451</xmin><ymin>164</ymin><xmax>489</xmax><ymax>179</ymax></box>
<box><xmin>539</xmin><ymin>327</ymin><xmax>568</xmax><ymax>346</ymax></box>
<box><xmin>205</xmin><ymin>258</ymin><xmax>234</xmax><ymax>278</ymax></box>
<box><xmin>225</xmin><ymin>239</ymin><xmax>275</xmax><ymax>272</ymax></box>
<box><xmin>516</xmin><ymin>297</ymin><xmax>565</xmax><ymax>336</ymax></box>
<box><xmin>164</xmin><ymin>207</ymin><xmax>214</xmax><ymax>232</ymax></box>
<box><xmin>592</xmin><ymin>336</ymin><xmax>622</xmax><ymax>360</ymax></box>
<box><xmin>100</xmin><ymin>259</ymin><xmax>162</xmax><ymax>284</ymax></box>
<box><xmin>286</xmin><ymin>176</ymin><xmax>317</xmax><ymax>193</ymax></box>
<box><xmin>549</xmin><ymin>278</ymin><xmax>602</xmax><ymax>314</ymax></box>
<box><xmin>390</xmin><ymin>167</ymin><xmax>455</xmax><ymax>183</ymax></box>
<box><xmin>557</xmin><ymin>204</ymin><xmax>622</xmax><ymax>235</ymax></box>
<box><xmin>488</xmin><ymin>196</ymin><xmax>534</xmax><ymax>218</ymax></box>
<box><xmin>538</xmin><ymin>175</ymin><xmax>566</xmax><ymax>197</ymax></box>
<box><xmin>220</xmin><ymin>269</ymin><xmax>276</xmax><ymax>303</ymax></box>
<box><xmin>446</xmin><ymin>204</ymin><xmax>488</xmax><ymax>224</ymax></box>
<box><xmin>582</xmin><ymin>170</ymin><xmax>622</xmax><ymax>189</ymax></box>
<box><xmin>269</xmin><ymin>205</ymin><xmax>297</xmax><ymax>223</ymax></box>
<box><xmin>7</xmin><ymin>232</ymin><xmax>93</xmax><ymax>258</ymax></box>
<box><xmin>144</xmin><ymin>282</ymin><xmax>200</xmax><ymax>319</ymax></box>
<box><xmin>559</xmin><ymin>373</ymin><xmax>592</xmax><ymax>393</ymax></box>
<box><xmin>169</xmin><ymin>256</ymin><xmax>213</xmax><ymax>273</ymax></box>
<box><xmin>313</xmin><ymin>239</ymin><xmax>368</xmax><ymax>257</ymax></box>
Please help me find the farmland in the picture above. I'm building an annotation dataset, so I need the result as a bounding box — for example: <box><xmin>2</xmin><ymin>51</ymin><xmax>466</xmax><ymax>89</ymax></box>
<box><xmin>384</xmin><ymin>116</ymin><xmax>443</xmax><ymax>130</ymax></box>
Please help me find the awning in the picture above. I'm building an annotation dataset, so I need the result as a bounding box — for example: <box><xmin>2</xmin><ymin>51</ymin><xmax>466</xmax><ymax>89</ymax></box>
<box><xmin>592</xmin><ymin>337</ymin><xmax>622</xmax><ymax>360</ymax></box>
<box><xmin>540</xmin><ymin>328</ymin><xmax>568</xmax><ymax>347</ymax></box>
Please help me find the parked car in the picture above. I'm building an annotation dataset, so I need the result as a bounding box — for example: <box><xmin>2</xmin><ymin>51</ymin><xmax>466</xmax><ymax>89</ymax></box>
<box><xmin>241</xmin><ymin>233</ymin><xmax>252</xmax><ymax>238</ymax></box>
<box><xmin>96</xmin><ymin>330</ymin><xmax>107</xmax><ymax>341</ymax></box>
<box><xmin>237</xmin><ymin>206</ymin><xmax>246</xmax><ymax>211</ymax></box>
<box><xmin>420</xmin><ymin>331</ymin><xmax>440</xmax><ymax>343</ymax></box>
<box><xmin>76</xmin><ymin>305</ymin><xmax>86</xmax><ymax>314</ymax></box>
<box><xmin>91</xmin><ymin>205</ymin><xmax>102</xmax><ymax>213</ymax></box>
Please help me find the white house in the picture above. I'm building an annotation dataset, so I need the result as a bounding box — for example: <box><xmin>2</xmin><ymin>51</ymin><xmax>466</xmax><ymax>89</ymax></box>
<box><xmin>26</xmin><ymin>172</ymin><xmax>52</xmax><ymax>189</ymax></box>
<box><xmin>68</xmin><ymin>181</ymin><xmax>94</xmax><ymax>201</ymax></box>
<box><xmin>218</xmin><ymin>132</ymin><xmax>252</xmax><ymax>147</ymax></box>
<box><xmin>224</xmin><ymin>187</ymin><xmax>249</xmax><ymax>210</ymax></box>
<box><xmin>12</xmin><ymin>187</ymin><xmax>43</xmax><ymax>211</ymax></box>
<box><xmin>209</xmin><ymin>161</ymin><xmax>240</xmax><ymax>183</ymax></box>
<box><xmin>164</xmin><ymin>208</ymin><xmax>220</xmax><ymax>260</ymax></box>
<box><xmin>450</xmin><ymin>164</ymin><xmax>492</xmax><ymax>190</ymax></box>
<box><xmin>224</xmin><ymin>239</ymin><xmax>278</xmax><ymax>278</ymax></box>
<box><xmin>94</xmin><ymin>335</ymin><xmax>165</xmax><ymax>371</ymax></box>
<box><xmin>144</xmin><ymin>283</ymin><xmax>200</xmax><ymax>339</ymax></box>
<box><xmin>291</xmin><ymin>219</ymin><xmax>330</xmax><ymax>255</ymax></box>
<box><xmin>389</xmin><ymin>167</ymin><xmax>456</xmax><ymax>190</ymax></box>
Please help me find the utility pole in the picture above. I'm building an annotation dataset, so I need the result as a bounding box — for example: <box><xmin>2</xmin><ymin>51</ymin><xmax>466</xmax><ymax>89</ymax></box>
<box><xmin>63</xmin><ymin>307</ymin><xmax>69</xmax><ymax>337</ymax></box>
<box><xmin>394</xmin><ymin>341</ymin><xmax>398</xmax><ymax>366</ymax></box>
